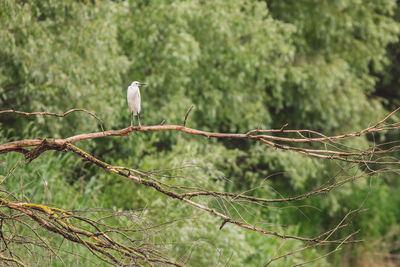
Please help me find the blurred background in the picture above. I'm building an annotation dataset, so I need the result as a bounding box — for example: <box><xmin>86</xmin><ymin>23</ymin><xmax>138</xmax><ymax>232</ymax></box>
<box><xmin>1</xmin><ymin>0</ymin><xmax>400</xmax><ymax>266</ymax></box>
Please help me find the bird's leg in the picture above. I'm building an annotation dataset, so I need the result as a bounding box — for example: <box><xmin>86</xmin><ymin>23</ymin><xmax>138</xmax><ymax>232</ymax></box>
<box><xmin>137</xmin><ymin>113</ymin><xmax>141</xmax><ymax>127</ymax></box>
<box><xmin>131</xmin><ymin>113</ymin><xmax>134</xmax><ymax>128</ymax></box>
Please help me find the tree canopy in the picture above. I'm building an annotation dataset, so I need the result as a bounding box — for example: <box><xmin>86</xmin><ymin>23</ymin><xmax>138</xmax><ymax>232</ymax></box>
<box><xmin>1</xmin><ymin>0</ymin><xmax>400</xmax><ymax>266</ymax></box>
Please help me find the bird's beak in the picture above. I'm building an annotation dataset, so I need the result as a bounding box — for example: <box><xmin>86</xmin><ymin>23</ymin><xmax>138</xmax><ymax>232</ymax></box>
<box><xmin>139</xmin><ymin>83</ymin><xmax>147</xmax><ymax>86</ymax></box>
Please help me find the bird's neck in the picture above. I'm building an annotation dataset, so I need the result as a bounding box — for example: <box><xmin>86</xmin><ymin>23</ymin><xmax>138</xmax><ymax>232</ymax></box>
<box><xmin>129</xmin><ymin>86</ymin><xmax>140</xmax><ymax>92</ymax></box>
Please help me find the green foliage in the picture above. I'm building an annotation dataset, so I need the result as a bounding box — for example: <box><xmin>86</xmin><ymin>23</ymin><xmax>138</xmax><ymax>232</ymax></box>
<box><xmin>0</xmin><ymin>0</ymin><xmax>129</xmax><ymax>137</ymax></box>
<box><xmin>1</xmin><ymin>0</ymin><xmax>400</xmax><ymax>265</ymax></box>
<box><xmin>267</xmin><ymin>0</ymin><xmax>399</xmax><ymax>130</ymax></box>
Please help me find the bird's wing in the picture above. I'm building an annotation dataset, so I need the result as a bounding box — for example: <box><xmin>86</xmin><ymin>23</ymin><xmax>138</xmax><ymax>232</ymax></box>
<box><xmin>137</xmin><ymin>89</ymin><xmax>141</xmax><ymax>114</ymax></box>
<box><xmin>127</xmin><ymin>87</ymin><xmax>135</xmax><ymax>111</ymax></box>
<box><xmin>127</xmin><ymin>87</ymin><xmax>140</xmax><ymax>114</ymax></box>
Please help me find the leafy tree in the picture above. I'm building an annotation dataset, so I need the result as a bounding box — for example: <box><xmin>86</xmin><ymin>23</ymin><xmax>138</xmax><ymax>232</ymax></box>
<box><xmin>1</xmin><ymin>0</ymin><xmax>400</xmax><ymax>265</ymax></box>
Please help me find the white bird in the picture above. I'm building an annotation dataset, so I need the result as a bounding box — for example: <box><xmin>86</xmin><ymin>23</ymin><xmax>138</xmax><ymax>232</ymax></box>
<box><xmin>127</xmin><ymin>81</ymin><xmax>147</xmax><ymax>127</ymax></box>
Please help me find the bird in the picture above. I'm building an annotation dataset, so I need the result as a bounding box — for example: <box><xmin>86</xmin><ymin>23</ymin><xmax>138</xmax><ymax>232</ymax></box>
<box><xmin>127</xmin><ymin>81</ymin><xmax>147</xmax><ymax>127</ymax></box>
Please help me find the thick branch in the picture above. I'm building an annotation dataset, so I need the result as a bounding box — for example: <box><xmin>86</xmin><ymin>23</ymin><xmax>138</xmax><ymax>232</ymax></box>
<box><xmin>0</xmin><ymin>197</ymin><xmax>182</xmax><ymax>266</ymax></box>
<box><xmin>2</xmin><ymin>121</ymin><xmax>400</xmax><ymax>165</ymax></box>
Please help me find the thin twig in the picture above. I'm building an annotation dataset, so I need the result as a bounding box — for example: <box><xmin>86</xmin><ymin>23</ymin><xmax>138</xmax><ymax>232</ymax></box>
<box><xmin>63</xmin><ymin>143</ymin><xmax>359</xmax><ymax>245</ymax></box>
<box><xmin>0</xmin><ymin>109</ymin><xmax>105</xmax><ymax>132</ymax></box>
<box><xmin>183</xmin><ymin>105</ymin><xmax>194</xmax><ymax>127</ymax></box>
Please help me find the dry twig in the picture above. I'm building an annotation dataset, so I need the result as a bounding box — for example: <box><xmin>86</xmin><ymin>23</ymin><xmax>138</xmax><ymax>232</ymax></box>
<box><xmin>1</xmin><ymin>107</ymin><xmax>399</xmax><ymax>265</ymax></box>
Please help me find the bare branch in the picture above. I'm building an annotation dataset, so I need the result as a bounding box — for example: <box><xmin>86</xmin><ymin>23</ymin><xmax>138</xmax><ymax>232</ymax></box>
<box><xmin>183</xmin><ymin>105</ymin><xmax>194</xmax><ymax>127</ymax></box>
<box><xmin>1</xmin><ymin>107</ymin><xmax>399</xmax><ymax>165</ymax></box>
<box><xmin>60</xmin><ymin>143</ymin><xmax>359</xmax><ymax>245</ymax></box>
<box><xmin>0</xmin><ymin>253</ymin><xmax>27</xmax><ymax>267</ymax></box>
<box><xmin>1</xmin><ymin>107</ymin><xmax>399</xmax><ymax>265</ymax></box>
<box><xmin>0</xmin><ymin>197</ymin><xmax>183</xmax><ymax>266</ymax></box>
<box><xmin>0</xmin><ymin>109</ymin><xmax>104</xmax><ymax>132</ymax></box>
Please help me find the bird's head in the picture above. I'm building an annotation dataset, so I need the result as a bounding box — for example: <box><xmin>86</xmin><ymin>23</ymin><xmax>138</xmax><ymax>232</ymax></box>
<box><xmin>131</xmin><ymin>81</ymin><xmax>147</xmax><ymax>87</ymax></box>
